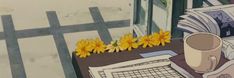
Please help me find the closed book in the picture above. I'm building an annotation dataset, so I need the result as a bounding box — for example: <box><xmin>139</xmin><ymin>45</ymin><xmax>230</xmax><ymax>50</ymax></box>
<box><xmin>169</xmin><ymin>53</ymin><xmax>229</xmax><ymax>78</ymax></box>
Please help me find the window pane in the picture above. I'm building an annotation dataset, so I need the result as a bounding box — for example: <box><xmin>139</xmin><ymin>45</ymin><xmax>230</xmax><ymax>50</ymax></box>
<box><xmin>135</xmin><ymin>0</ymin><xmax>149</xmax><ymax>34</ymax></box>
<box><xmin>152</xmin><ymin>0</ymin><xmax>173</xmax><ymax>33</ymax></box>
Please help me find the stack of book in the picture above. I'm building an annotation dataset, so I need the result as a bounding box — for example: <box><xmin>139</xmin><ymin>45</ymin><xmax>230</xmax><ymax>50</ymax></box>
<box><xmin>170</xmin><ymin>53</ymin><xmax>229</xmax><ymax>78</ymax></box>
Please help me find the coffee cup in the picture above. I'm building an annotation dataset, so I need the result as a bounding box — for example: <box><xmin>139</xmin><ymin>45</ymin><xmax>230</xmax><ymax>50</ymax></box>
<box><xmin>184</xmin><ymin>32</ymin><xmax>222</xmax><ymax>73</ymax></box>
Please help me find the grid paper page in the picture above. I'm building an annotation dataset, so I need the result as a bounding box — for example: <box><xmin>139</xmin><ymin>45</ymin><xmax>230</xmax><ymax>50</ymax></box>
<box><xmin>89</xmin><ymin>55</ymin><xmax>172</xmax><ymax>78</ymax></box>
<box><xmin>104</xmin><ymin>63</ymin><xmax>185</xmax><ymax>78</ymax></box>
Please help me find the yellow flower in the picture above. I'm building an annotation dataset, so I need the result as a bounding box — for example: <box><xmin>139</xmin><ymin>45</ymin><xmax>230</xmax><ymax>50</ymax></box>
<box><xmin>139</xmin><ymin>35</ymin><xmax>155</xmax><ymax>48</ymax></box>
<box><xmin>119</xmin><ymin>33</ymin><xmax>139</xmax><ymax>51</ymax></box>
<box><xmin>75</xmin><ymin>39</ymin><xmax>93</xmax><ymax>58</ymax></box>
<box><xmin>91</xmin><ymin>38</ymin><xmax>106</xmax><ymax>54</ymax></box>
<box><xmin>152</xmin><ymin>30</ymin><xmax>171</xmax><ymax>46</ymax></box>
<box><xmin>106</xmin><ymin>40</ymin><xmax>123</xmax><ymax>53</ymax></box>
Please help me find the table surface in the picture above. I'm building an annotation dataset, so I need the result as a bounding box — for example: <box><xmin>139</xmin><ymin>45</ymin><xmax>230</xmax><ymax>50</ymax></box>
<box><xmin>72</xmin><ymin>39</ymin><xmax>228</xmax><ymax>78</ymax></box>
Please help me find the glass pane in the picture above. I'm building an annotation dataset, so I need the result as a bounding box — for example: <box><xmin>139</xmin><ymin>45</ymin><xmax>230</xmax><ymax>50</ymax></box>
<box><xmin>136</xmin><ymin>0</ymin><xmax>149</xmax><ymax>34</ymax></box>
<box><xmin>152</xmin><ymin>0</ymin><xmax>173</xmax><ymax>33</ymax></box>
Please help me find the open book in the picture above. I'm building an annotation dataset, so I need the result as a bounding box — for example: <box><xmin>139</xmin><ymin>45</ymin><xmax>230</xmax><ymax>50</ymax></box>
<box><xmin>203</xmin><ymin>60</ymin><xmax>234</xmax><ymax>78</ymax></box>
<box><xmin>177</xmin><ymin>4</ymin><xmax>234</xmax><ymax>37</ymax></box>
<box><xmin>89</xmin><ymin>55</ymin><xmax>193</xmax><ymax>78</ymax></box>
<box><xmin>222</xmin><ymin>36</ymin><xmax>234</xmax><ymax>60</ymax></box>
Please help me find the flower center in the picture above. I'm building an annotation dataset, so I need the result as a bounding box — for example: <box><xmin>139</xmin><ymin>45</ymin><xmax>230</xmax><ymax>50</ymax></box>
<box><xmin>145</xmin><ymin>38</ymin><xmax>150</xmax><ymax>42</ymax></box>
<box><xmin>127</xmin><ymin>39</ymin><xmax>132</xmax><ymax>44</ymax></box>
<box><xmin>159</xmin><ymin>35</ymin><xmax>164</xmax><ymax>40</ymax></box>
<box><xmin>81</xmin><ymin>47</ymin><xmax>86</xmax><ymax>52</ymax></box>
<box><xmin>96</xmin><ymin>43</ymin><xmax>101</xmax><ymax>47</ymax></box>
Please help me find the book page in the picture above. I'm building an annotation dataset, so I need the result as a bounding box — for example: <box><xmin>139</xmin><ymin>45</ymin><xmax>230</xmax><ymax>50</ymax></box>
<box><xmin>180</xmin><ymin>15</ymin><xmax>205</xmax><ymax>29</ymax></box>
<box><xmin>197</xmin><ymin>11</ymin><xmax>220</xmax><ymax>35</ymax></box>
<box><xmin>183</xmin><ymin>14</ymin><xmax>210</xmax><ymax>31</ymax></box>
<box><xmin>104</xmin><ymin>62</ymin><xmax>178</xmax><ymax>78</ymax></box>
<box><xmin>89</xmin><ymin>55</ymin><xmax>172</xmax><ymax>78</ymax></box>
<box><xmin>186</xmin><ymin>4</ymin><xmax>234</xmax><ymax>37</ymax></box>
<box><xmin>104</xmin><ymin>62</ymin><xmax>193</xmax><ymax>78</ymax></box>
<box><xmin>177</xmin><ymin>24</ymin><xmax>200</xmax><ymax>33</ymax></box>
<box><xmin>224</xmin><ymin>7</ymin><xmax>234</xmax><ymax>17</ymax></box>
<box><xmin>207</xmin><ymin>0</ymin><xmax>223</xmax><ymax>5</ymax></box>
<box><xmin>222</xmin><ymin>36</ymin><xmax>234</xmax><ymax>60</ymax></box>
<box><xmin>203</xmin><ymin>60</ymin><xmax>234</xmax><ymax>78</ymax></box>
<box><xmin>203</xmin><ymin>10</ymin><xmax>234</xmax><ymax>37</ymax></box>
<box><xmin>187</xmin><ymin>11</ymin><xmax>212</xmax><ymax>32</ymax></box>
<box><xmin>178</xmin><ymin>20</ymin><xmax>205</xmax><ymax>32</ymax></box>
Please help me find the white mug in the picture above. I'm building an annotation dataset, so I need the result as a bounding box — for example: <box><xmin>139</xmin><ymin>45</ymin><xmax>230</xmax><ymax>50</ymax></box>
<box><xmin>184</xmin><ymin>32</ymin><xmax>222</xmax><ymax>73</ymax></box>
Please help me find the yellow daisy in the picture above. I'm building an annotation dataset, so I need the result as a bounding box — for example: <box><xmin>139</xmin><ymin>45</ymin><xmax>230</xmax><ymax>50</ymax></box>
<box><xmin>139</xmin><ymin>35</ymin><xmax>155</xmax><ymax>48</ymax></box>
<box><xmin>91</xmin><ymin>38</ymin><xmax>106</xmax><ymax>54</ymax></box>
<box><xmin>119</xmin><ymin>33</ymin><xmax>139</xmax><ymax>51</ymax></box>
<box><xmin>75</xmin><ymin>39</ymin><xmax>93</xmax><ymax>58</ymax></box>
<box><xmin>152</xmin><ymin>30</ymin><xmax>171</xmax><ymax>46</ymax></box>
<box><xmin>106</xmin><ymin>40</ymin><xmax>123</xmax><ymax>53</ymax></box>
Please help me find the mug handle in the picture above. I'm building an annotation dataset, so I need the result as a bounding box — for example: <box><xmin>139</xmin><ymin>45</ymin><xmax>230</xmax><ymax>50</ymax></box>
<box><xmin>209</xmin><ymin>56</ymin><xmax>217</xmax><ymax>72</ymax></box>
